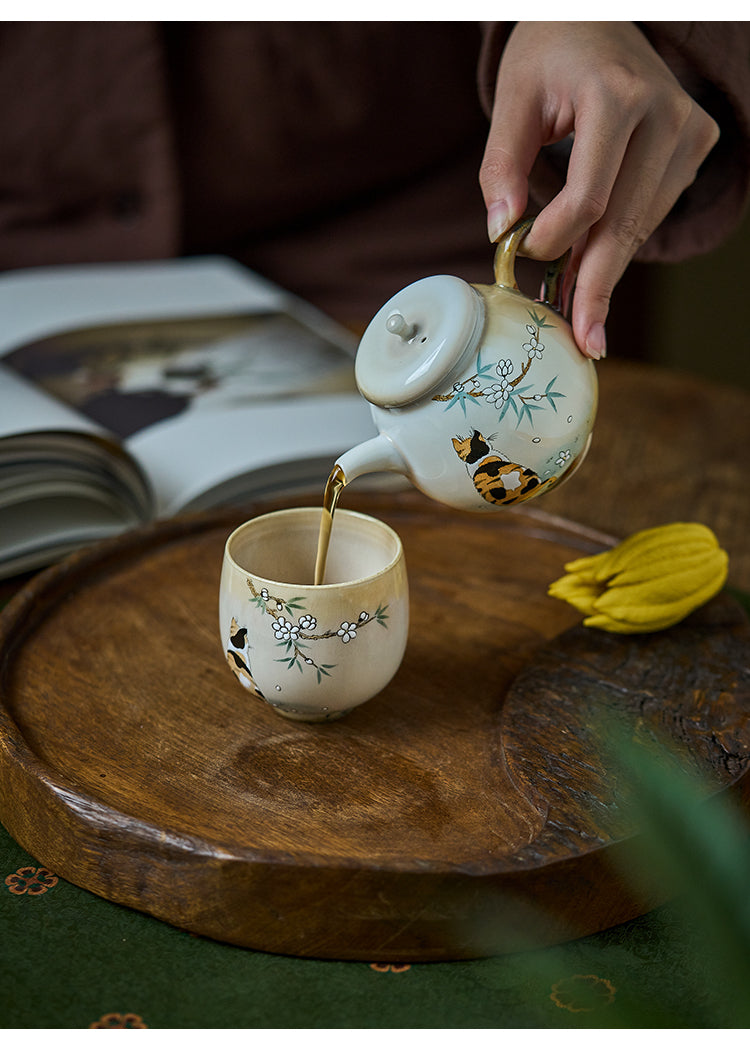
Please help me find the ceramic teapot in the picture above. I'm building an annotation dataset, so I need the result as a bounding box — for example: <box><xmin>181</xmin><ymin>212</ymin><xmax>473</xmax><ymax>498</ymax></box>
<box><xmin>335</xmin><ymin>218</ymin><xmax>598</xmax><ymax>512</ymax></box>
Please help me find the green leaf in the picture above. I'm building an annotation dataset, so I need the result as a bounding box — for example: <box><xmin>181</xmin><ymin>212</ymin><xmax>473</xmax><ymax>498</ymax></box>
<box><xmin>600</xmin><ymin>714</ymin><xmax>750</xmax><ymax>1024</ymax></box>
<box><xmin>495</xmin><ymin>398</ymin><xmax>512</xmax><ymax>424</ymax></box>
<box><xmin>475</xmin><ymin>352</ymin><xmax>492</xmax><ymax>377</ymax></box>
<box><xmin>516</xmin><ymin>404</ymin><xmax>536</xmax><ymax>429</ymax></box>
<box><xmin>528</xmin><ymin>307</ymin><xmax>555</xmax><ymax>329</ymax></box>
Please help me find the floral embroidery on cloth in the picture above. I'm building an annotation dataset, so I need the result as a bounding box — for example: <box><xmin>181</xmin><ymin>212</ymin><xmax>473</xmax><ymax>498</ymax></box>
<box><xmin>370</xmin><ymin>962</ymin><xmax>411</xmax><ymax>973</ymax></box>
<box><xmin>90</xmin><ymin>1012</ymin><xmax>148</xmax><ymax>1028</ymax></box>
<box><xmin>550</xmin><ymin>974</ymin><xmax>616</xmax><ymax>1013</ymax></box>
<box><xmin>4</xmin><ymin>866</ymin><xmax>58</xmax><ymax>895</ymax></box>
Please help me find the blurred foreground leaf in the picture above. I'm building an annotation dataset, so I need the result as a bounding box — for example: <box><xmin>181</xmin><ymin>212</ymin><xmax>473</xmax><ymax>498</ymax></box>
<box><xmin>599</xmin><ymin>713</ymin><xmax>750</xmax><ymax>1026</ymax></box>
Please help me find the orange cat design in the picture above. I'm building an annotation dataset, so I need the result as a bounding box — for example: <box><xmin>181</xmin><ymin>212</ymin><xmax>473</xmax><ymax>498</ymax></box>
<box><xmin>451</xmin><ymin>430</ymin><xmax>556</xmax><ymax>506</ymax></box>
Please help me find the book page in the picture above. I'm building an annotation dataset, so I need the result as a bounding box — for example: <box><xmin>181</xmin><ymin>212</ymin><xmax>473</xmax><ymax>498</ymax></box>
<box><xmin>2</xmin><ymin>303</ymin><xmax>370</xmax><ymax>517</ymax></box>
<box><xmin>0</xmin><ymin>494</ymin><xmax>141</xmax><ymax>579</ymax></box>
<box><xmin>127</xmin><ymin>393</ymin><xmax>378</xmax><ymax>515</ymax></box>
<box><xmin>3</xmin><ymin>313</ymin><xmax>358</xmax><ymax>441</ymax></box>
<box><xmin>0</xmin><ymin>257</ymin><xmax>290</xmax><ymax>355</ymax></box>
<box><xmin>0</xmin><ymin>257</ymin><xmax>375</xmax><ymax>573</ymax></box>
<box><xmin>0</xmin><ymin>363</ymin><xmax>104</xmax><ymax>439</ymax></box>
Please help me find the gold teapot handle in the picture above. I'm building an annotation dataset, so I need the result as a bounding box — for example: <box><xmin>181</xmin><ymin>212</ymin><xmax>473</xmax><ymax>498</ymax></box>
<box><xmin>492</xmin><ymin>216</ymin><xmax>571</xmax><ymax>315</ymax></box>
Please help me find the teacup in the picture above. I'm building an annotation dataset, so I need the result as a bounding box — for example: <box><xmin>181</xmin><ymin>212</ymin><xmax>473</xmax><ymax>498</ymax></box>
<box><xmin>220</xmin><ymin>507</ymin><xmax>408</xmax><ymax>722</ymax></box>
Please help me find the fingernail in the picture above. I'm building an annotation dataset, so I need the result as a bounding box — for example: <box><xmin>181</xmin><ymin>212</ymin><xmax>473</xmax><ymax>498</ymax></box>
<box><xmin>487</xmin><ymin>201</ymin><xmax>510</xmax><ymax>243</ymax></box>
<box><xmin>585</xmin><ymin>322</ymin><xmax>607</xmax><ymax>360</ymax></box>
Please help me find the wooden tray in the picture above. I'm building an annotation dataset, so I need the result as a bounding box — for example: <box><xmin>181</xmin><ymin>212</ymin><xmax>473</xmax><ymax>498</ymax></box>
<box><xmin>1</xmin><ymin>490</ymin><xmax>749</xmax><ymax>961</ymax></box>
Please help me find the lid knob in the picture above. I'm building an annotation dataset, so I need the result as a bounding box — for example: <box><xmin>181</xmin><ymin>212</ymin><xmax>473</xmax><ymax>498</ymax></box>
<box><xmin>385</xmin><ymin>313</ymin><xmax>418</xmax><ymax>342</ymax></box>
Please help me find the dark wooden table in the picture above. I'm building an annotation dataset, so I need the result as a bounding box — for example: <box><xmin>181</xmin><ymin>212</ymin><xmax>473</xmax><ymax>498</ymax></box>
<box><xmin>531</xmin><ymin>357</ymin><xmax>749</xmax><ymax>592</ymax></box>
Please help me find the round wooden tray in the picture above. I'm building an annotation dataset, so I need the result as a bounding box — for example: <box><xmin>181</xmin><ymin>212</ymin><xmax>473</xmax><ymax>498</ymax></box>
<box><xmin>1</xmin><ymin>489</ymin><xmax>749</xmax><ymax>961</ymax></box>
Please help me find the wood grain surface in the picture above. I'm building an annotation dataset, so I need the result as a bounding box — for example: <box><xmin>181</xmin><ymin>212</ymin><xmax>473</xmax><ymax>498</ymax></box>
<box><xmin>535</xmin><ymin>358</ymin><xmax>750</xmax><ymax>591</ymax></box>
<box><xmin>1</xmin><ymin>490</ymin><xmax>749</xmax><ymax>961</ymax></box>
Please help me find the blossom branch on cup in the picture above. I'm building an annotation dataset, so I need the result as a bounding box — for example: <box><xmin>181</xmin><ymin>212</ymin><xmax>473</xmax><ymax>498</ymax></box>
<box><xmin>244</xmin><ymin>577</ymin><xmax>389</xmax><ymax>683</ymax></box>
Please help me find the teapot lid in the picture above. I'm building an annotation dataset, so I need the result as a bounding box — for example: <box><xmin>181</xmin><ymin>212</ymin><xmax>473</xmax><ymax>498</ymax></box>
<box><xmin>354</xmin><ymin>275</ymin><xmax>485</xmax><ymax>408</ymax></box>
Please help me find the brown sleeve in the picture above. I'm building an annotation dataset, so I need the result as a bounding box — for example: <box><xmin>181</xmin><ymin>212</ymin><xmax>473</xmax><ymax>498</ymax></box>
<box><xmin>477</xmin><ymin>21</ymin><xmax>750</xmax><ymax>263</ymax></box>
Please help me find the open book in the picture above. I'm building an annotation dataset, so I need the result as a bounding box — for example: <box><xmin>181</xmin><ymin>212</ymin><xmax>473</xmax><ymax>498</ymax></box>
<box><xmin>0</xmin><ymin>257</ymin><xmax>379</xmax><ymax>579</ymax></box>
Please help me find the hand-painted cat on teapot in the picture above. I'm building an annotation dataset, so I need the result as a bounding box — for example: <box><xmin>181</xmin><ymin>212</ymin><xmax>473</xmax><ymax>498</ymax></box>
<box><xmin>335</xmin><ymin>218</ymin><xmax>598</xmax><ymax>512</ymax></box>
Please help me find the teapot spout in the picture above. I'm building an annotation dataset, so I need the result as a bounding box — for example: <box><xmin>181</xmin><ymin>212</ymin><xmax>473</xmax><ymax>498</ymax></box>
<box><xmin>335</xmin><ymin>434</ymin><xmax>407</xmax><ymax>485</ymax></box>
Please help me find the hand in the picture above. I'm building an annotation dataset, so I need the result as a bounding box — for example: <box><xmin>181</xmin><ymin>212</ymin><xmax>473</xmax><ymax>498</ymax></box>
<box><xmin>479</xmin><ymin>22</ymin><xmax>719</xmax><ymax>358</ymax></box>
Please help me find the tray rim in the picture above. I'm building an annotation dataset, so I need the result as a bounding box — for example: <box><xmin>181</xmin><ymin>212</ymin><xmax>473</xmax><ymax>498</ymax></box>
<box><xmin>2</xmin><ymin>496</ymin><xmax>749</xmax><ymax>959</ymax></box>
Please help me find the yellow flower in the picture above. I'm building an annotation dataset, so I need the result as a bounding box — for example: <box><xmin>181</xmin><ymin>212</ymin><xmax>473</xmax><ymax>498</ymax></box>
<box><xmin>548</xmin><ymin>522</ymin><xmax>728</xmax><ymax>633</ymax></box>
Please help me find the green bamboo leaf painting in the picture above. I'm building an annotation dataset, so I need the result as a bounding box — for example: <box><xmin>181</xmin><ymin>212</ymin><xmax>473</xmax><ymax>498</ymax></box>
<box><xmin>527</xmin><ymin>307</ymin><xmax>555</xmax><ymax>329</ymax></box>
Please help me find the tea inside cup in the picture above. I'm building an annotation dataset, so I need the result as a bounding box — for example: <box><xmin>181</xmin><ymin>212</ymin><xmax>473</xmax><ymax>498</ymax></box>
<box><xmin>220</xmin><ymin>507</ymin><xmax>408</xmax><ymax>722</ymax></box>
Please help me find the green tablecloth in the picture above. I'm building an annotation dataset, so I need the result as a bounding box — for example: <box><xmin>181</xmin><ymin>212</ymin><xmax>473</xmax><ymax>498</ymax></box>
<box><xmin>4</xmin><ymin>589</ymin><xmax>750</xmax><ymax>1028</ymax></box>
<box><xmin>0</xmin><ymin>816</ymin><xmax>745</xmax><ymax>1029</ymax></box>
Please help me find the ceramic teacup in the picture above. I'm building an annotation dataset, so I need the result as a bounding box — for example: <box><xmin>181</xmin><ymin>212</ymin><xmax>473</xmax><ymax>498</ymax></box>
<box><xmin>220</xmin><ymin>507</ymin><xmax>408</xmax><ymax>722</ymax></box>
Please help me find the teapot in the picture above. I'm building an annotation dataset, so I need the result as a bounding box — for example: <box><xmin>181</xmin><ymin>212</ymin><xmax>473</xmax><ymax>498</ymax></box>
<box><xmin>335</xmin><ymin>218</ymin><xmax>598</xmax><ymax>512</ymax></box>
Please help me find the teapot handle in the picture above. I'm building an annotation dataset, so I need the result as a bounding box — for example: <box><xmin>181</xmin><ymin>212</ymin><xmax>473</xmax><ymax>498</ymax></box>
<box><xmin>492</xmin><ymin>217</ymin><xmax>571</xmax><ymax>316</ymax></box>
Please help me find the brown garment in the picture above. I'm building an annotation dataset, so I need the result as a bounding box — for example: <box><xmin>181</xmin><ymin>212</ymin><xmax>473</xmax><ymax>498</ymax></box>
<box><xmin>1</xmin><ymin>22</ymin><xmax>749</xmax><ymax>324</ymax></box>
